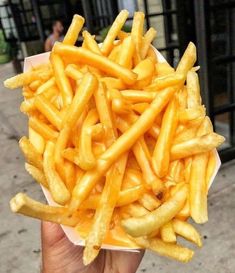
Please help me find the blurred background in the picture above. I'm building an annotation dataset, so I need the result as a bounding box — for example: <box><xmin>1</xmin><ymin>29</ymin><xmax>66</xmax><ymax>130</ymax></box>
<box><xmin>0</xmin><ymin>1</ymin><xmax>234</xmax><ymax>273</ymax></box>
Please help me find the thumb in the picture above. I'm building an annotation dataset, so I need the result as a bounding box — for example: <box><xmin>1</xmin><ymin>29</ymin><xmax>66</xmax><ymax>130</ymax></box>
<box><xmin>41</xmin><ymin>221</ymin><xmax>65</xmax><ymax>248</ymax></box>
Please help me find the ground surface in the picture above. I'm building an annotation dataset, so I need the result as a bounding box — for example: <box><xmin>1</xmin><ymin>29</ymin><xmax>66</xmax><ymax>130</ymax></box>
<box><xmin>0</xmin><ymin>62</ymin><xmax>234</xmax><ymax>273</ymax></box>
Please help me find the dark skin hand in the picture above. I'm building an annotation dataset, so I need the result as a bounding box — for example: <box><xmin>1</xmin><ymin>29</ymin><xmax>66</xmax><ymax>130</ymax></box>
<box><xmin>41</xmin><ymin>221</ymin><xmax>144</xmax><ymax>273</ymax></box>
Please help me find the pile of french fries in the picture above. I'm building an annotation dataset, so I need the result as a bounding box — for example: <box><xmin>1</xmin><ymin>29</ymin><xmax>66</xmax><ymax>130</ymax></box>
<box><xmin>5</xmin><ymin>10</ymin><xmax>225</xmax><ymax>265</ymax></box>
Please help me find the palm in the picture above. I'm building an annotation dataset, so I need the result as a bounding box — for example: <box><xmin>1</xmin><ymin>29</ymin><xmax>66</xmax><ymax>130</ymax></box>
<box><xmin>41</xmin><ymin>222</ymin><xmax>144</xmax><ymax>273</ymax></box>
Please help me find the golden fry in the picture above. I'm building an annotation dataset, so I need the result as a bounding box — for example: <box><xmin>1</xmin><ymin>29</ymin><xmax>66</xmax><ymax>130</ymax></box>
<box><xmin>172</xmin><ymin>219</ymin><xmax>202</xmax><ymax>247</ymax></box>
<box><xmin>29</xmin><ymin>117</ymin><xmax>58</xmax><ymax>140</ymax></box>
<box><xmin>176</xmin><ymin>42</ymin><xmax>197</xmax><ymax>77</ymax></box>
<box><xmin>54</xmin><ymin>43</ymin><xmax>137</xmax><ymax>85</ymax></box>
<box><xmin>34</xmin><ymin>94</ymin><xmax>62</xmax><ymax>130</ymax></box>
<box><xmin>50</xmin><ymin>53</ymin><xmax>73</xmax><ymax>106</ymax></box>
<box><xmin>160</xmin><ymin>221</ymin><xmax>177</xmax><ymax>243</ymax></box>
<box><xmin>43</xmin><ymin>141</ymin><xmax>70</xmax><ymax>205</ymax></box>
<box><xmin>83</xmin><ymin>31</ymin><xmax>101</xmax><ymax>55</ymax></box>
<box><xmin>28</xmin><ymin>126</ymin><xmax>45</xmax><ymax>154</ymax></box>
<box><xmin>178</xmin><ymin>106</ymin><xmax>205</xmax><ymax>124</ymax></box>
<box><xmin>120</xmin><ymin>90</ymin><xmax>156</xmax><ymax>103</ymax></box>
<box><xmin>155</xmin><ymin>62</ymin><xmax>174</xmax><ymax>76</ymax></box>
<box><xmin>146</xmin><ymin>73</ymin><xmax>184</xmax><ymax>91</ymax></box>
<box><xmin>83</xmin><ymin>154</ymin><xmax>128</xmax><ymax>265</ymax></box>
<box><xmin>121</xmin><ymin>184</ymin><xmax>188</xmax><ymax>237</ymax></box>
<box><xmin>36</xmin><ymin>77</ymin><xmax>55</xmax><ymax>95</ymax></box>
<box><xmin>101</xmin><ymin>10</ymin><xmax>129</xmax><ymax>56</ymax></box>
<box><xmin>171</xmin><ymin>133</ymin><xmax>225</xmax><ymax>161</ymax></box>
<box><xmin>140</xmin><ymin>27</ymin><xmax>157</xmax><ymax>59</ymax></box>
<box><xmin>65</xmin><ymin>64</ymin><xmax>83</xmax><ymax>80</ymax></box>
<box><xmin>25</xmin><ymin>163</ymin><xmax>48</xmax><ymax>188</ymax></box>
<box><xmin>131</xmin><ymin>12</ymin><xmax>145</xmax><ymax>64</ymax></box>
<box><xmin>135</xmin><ymin>237</ymin><xmax>194</xmax><ymax>263</ymax></box>
<box><xmin>187</xmin><ymin>70</ymin><xmax>201</xmax><ymax>108</ymax></box>
<box><xmin>117</xmin><ymin>36</ymin><xmax>135</xmax><ymax>68</ymax></box>
<box><xmin>79</xmin><ymin>109</ymin><xmax>99</xmax><ymax>170</ymax></box>
<box><xmin>63</xmin><ymin>73</ymin><xmax>98</xmax><ymax>128</ymax></box>
<box><xmin>19</xmin><ymin>136</ymin><xmax>43</xmax><ymax>170</ymax></box>
<box><xmin>63</xmin><ymin>14</ymin><xmax>84</xmax><ymax>45</ymax></box>
<box><xmin>10</xmin><ymin>193</ymin><xmax>78</xmax><ymax>226</ymax></box>
<box><xmin>152</xmin><ymin>97</ymin><xmax>178</xmax><ymax>177</ymax></box>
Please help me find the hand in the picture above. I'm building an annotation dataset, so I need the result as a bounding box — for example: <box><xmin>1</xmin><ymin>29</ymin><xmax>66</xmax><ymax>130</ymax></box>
<box><xmin>41</xmin><ymin>221</ymin><xmax>144</xmax><ymax>273</ymax></box>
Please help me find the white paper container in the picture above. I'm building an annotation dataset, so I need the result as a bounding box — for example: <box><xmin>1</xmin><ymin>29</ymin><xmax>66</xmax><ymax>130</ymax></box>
<box><xmin>23</xmin><ymin>48</ymin><xmax>221</xmax><ymax>251</ymax></box>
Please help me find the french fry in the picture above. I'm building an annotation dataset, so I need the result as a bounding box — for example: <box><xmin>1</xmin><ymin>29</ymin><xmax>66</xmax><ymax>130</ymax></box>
<box><xmin>178</xmin><ymin>106</ymin><xmax>206</xmax><ymax>124</ymax></box>
<box><xmin>171</xmin><ymin>133</ymin><xmax>225</xmax><ymax>161</ymax></box>
<box><xmin>36</xmin><ymin>77</ymin><xmax>55</xmax><ymax>95</ymax></box>
<box><xmin>63</xmin><ymin>73</ymin><xmax>98</xmax><ymax>128</ymax></box>
<box><xmin>160</xmin><ymin>221</ymin><xmax>177</xmax><ymax>243</ymax></box>
<box><xmin>83</xmin><ymin>154</ymin><xmax>128</xmax><ymax>265</ymax></box>
<box><xmin>54</xmin><ymin>125</ymin><xmax>71</xmax><ymax>180</ymax></box>
<box><xmin>116</xmin><ymin>116</ymin><xmax>164</xmax><ymax>194</ymax></box>
<box><xmin>121</xmin><ymin>203</ymin><xmax>149</xmax><ymax>217</ymax></box>
<box><xmin>131</xmin><ymin>12</ymin><xmax>145</xmax><ymax>64</ymax></box>
<box><xmin>100</xmin><ymin>77</ymin><xmax>126</xmax><ymax>90</ymax></box>
<box><xmin>108</xmin><ymin>43</ymin><xmax>122</xmax><ymax>61</ymax></box>
<box><xmin>29</xmin><ymin>80</ymin><xmax>42</xmax><ymax>91</ymax></box>
<box><xmin>132</xmin><ymin>102</ymin><xmax>149</xmax><ymax>114</ymax></box>
<box><xmin>10</xmin><ymin>193</ymin><xmax>78</xmax><ymax>226</ymax></box>
<box><xmin>120</xmin><ymin>90</ymin><xmax>156</xmax><ymax>103</ymax></box>
<box><xmin>34</xmin><ymin>94</ymin><xmax>62</xmax><ymax>130</ymax></box>
<box><xmin>173</xmin><ymin>126</ymin><xmax>199</xmax><ymax>144</ymax></box>
<box><xmin>19</xmin><ymin>136</ymin><xmax>43</xmax><ymax>170</ymax></box>
<box><xmin>65</xmin><ymin>64</ymin><xmax>83</xmax><ymax>80</ymax></box>
<box><xmin>152</xmin><ymin>97</ymin><xmax>178</xmax><ymax>177</ymax></box>
<box><xmin>63</xmin><ymin>14</ymin><xmax>84</xmax><ymax>45</ymax></box>
<box><xmin>146</xmin><ymin>73</ymin><xmax>184</xmax><ymax>91</ymax></box>
<box><xmin>101</xmin><ymin>10</ymin><xmax>129</xmax><ymax>56</ymax></box>
<box><xmin>121</xmin><ymin>184</ymin><xmax>188</xmax><ymax>237</ymax></box>
<box><xmin>80</xmin><ymin>184</ymin><xmax>144</xmax><ymax>210</ymax></box>
<box><xmin>78</xmin><ymin>109</ymin><xmax>99</xmax><ymax>170</ymax></box>
<box><xmin>25</xmin><ymin>163</ymin><xmax>48</xmax><ymax>188</ymax></box>
<box><xmin>117</xmin><ymin>30</ymin><xmax>129</xmax><ymax>40</ymax></box>
<box><xmin>82</xmin><ymin>31</ymin><xmax>101</xmax><ymax>55</ymax></box>
<box><xmin>155</xmin><ymin>62</ymin><xmax>174</xmax><ymax>76</ymax></box>
<box><xmin>166</xmin><ymin>160</ymin><xmax>184</xmax><ymax>183</ymax></box>
<box><xmin>140</xmin><ymin>27</ymin><xmax>157</xmax><ymax>59</ymax></box>
<box><xmin>20</xmin><ymin>98</ymin><xmax>36</xmax><ymax>113</ymax></box>
<box><xmin>176</xmin><ymin>42</ymin><xmax>197</xmax><ymax>77</ymax></box>
<box><xmin>172</xmin><ymin>219</ymin><xmax>202</xmax><ymax>247</ymax></box>
<box><xmin>62</xmin><ymin>148</ymin><xmax>81</xmax><ymax>166</ymax></box>
<box><xmin>112</xmin><ymin>97</ymin><xmax>132</xmax><ymax>115</ymax></box>
<box><xmin>177</xmin><ymin>86</ymin><xmax>187</xmax><ymax>110</ymax></box>
<box><xmin>117</xmin><ymin>36</ymin><xmax>135</xmax><ymax>68</ymax></box>
<box><xmin>189</xmin><ymin>116</ymin><xmax>214</xmax><ymax>224</ymax></box>
<box><xmin>54</xmin><ymin>42</ymin><xmax>137</xmax><ymax>85</ymax></box>
<box><xmin>187</xmin><ymin>70</ymin><xmax>201</xmax><ymax>108</ymax></box>
<box><xmin>43</xmin><ymin>141</ymin><xmax>70</xmax><ymax>205</ymax></box>
<box><xmin>138</xmin><ymin>193</ymin><xmax>161</xmax><ymax>211</ymax></box>
<box><xmin>135</xmin><ymin>237</ymin><xmax>194</xmax><ymax>263</ymax></box>
<box><xmin>177</xmin><ymin>197</ymin><xmax>190</xmax><ymax>219</ymax></box>
<box><xmin>29</xmin><ymin>126</ymin><xmax>45</xmax><ymax>154</ymax></box>
<box><xmin>4</xmin><ymin>66</ymin><xmax>52</xmax><ymax>89</ymax></box>
<box><xmin>50</xmin><ymin>53</ymin><xmax>73</xmax><ymax>106</ymax></box>
<box><xmin>29</xmin><ymin>117</ymin><xmax>59</xmax><ymax>140</ymax></box>
<box><xmin>63</xmin><ymin>160</ymin><xmax>76</xmax><ymax>192</ymax></box>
